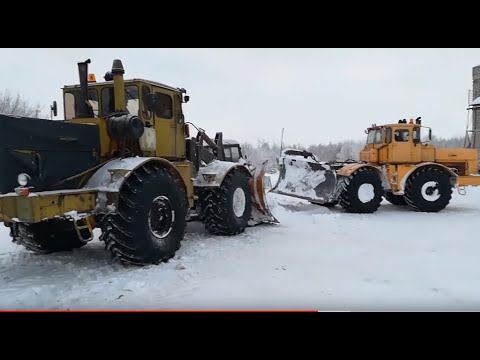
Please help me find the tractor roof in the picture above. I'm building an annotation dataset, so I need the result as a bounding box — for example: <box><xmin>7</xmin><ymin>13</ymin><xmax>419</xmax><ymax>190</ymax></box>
<box><xmin>369</xmin><ymin>123</ymin><xmax>417</xmax><ymax>130</ymax></box>
<box><xmin>63</xmin><ymin>78</ymin><xmax>184</xmax><ymax>93</ymax></box>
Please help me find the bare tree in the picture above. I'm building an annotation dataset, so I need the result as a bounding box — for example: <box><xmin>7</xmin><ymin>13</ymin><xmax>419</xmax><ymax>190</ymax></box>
<box><xmin>0</xmin><ymin>90</ymin><xmax>44</xmax><ymax>118</ymax></box>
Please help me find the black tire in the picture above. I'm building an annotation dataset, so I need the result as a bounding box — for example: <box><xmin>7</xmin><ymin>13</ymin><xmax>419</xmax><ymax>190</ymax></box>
<box><xmin>404</xmin><ymin>167</ymin><xmax>452</xmax><ymax>212</ymax></box>
<box><xmin>10</xmin><ymin>220</ymin><xmax>87</xmax><ymax>253</ymax></box>
<box><xmin>337</xmin><ymin>167</ymin><xmax>383</xmax><ymax>213</ymax></box>
<box><xmin>200</xmin><ymin>169</ymin><xmax>252</xmax><ymax>235</ymax></box>
<box><xmin>100</xmin><ymin>164</ymin><xmax>187</xmax><ymax>266</ymax></box>
<box><xmin>384</xmin><ymin>191</ymin><xmax>407</xmax><ymax>205</ymax></box>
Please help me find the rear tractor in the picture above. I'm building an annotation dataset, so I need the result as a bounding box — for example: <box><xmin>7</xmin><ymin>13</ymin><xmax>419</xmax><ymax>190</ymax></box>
<box><xmin>0</xmin><ymin>59</ymin><xmax>276</xmax><ymax>265</ymax></box>
<box><xmin>272</xmin><ymin>117</ymin><xmax>480</xmax><ymax>213</ymax></box>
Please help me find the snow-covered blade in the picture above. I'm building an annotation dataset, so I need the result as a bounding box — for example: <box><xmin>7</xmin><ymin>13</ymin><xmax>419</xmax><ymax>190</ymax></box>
<box><xmin>270</xmin><ymin>149</ymin><xmax>337</xmax><ymax>204</ymax></box>
<box><xmin>249</xmin><ymin>160</ymin><xmax>278</xmax><ymax>225</ymax></box>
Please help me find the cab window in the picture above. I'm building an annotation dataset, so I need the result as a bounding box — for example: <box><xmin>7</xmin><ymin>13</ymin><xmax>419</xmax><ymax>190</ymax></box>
<box><xmin>101</xmin><ymin>85</ymin><xmax>139</xmax><ymax>116</ymax></box>
<box><xmin>231</xmin><ymin>147</ymin><xmax>240</xmax><ymax>162</ymax></box>
<box><xmin>64</xmin><ymin>89</ymin><xmax>99</xmax><ymax>120</ymax></box>
<box><xmin>394</xmin><ymin>129</ymin><xmax>409</xmax><ymax>142</ymax></box>
<box><xmin>153</xmin><ymin>92</ymin><xmax>173</xmax><ymax>119</ymax></box>
<box><xmin>367</xmin><ymin>130</ymin><xmax>376</xmax><ymax>144</ymax></box>
<box><xmin>385</xmin><ymin>128</ymin><xmax>392</xmax><ymax>143</ymax></box>
<box><xmin>374</xmin><ymin>129</ymin><xmax>384</xmax><ymax>144</ymax></box>
<box><xmin>142</xmin><ymin>85</ymin><xmax>152</xmax><ymax>120</ymax></box>
<box><xmin>224</xmin><ymin>148</ymin><xmax>232</xmax><ymax>161</ymax></box>
<box><xmin>366</xmin><ymin>128</ymin><xmax>385</xmax><ymax>144</ymax></box>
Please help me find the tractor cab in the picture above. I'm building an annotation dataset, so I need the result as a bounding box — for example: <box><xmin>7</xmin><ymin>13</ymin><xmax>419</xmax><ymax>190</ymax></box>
<box><xmin>221</xmin><ymin>140</ymin><xmax>244</xmax><ymax>163</ymax></box>
<box><xmin>62</xmin><ymin>78</ymin><xmax>188</xmax><ymax>125</ymax></box>
<box><xmin>360</xmin><ymin>117</ymin><xmax>432</xmax><ymax>164</ymax></box>
<box><xmin>62</xmin><ymin>60</ymin><xmax>190</xmax><ymax>160</ymax></box>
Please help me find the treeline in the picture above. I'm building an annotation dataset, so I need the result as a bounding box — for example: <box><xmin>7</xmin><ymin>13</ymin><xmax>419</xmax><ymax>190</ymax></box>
<box><xmin>0</xmin><ymin>90</ymin><xmax>45</xmax><ymax>118</ymax></box>
<box><xmin>242</xmin><ymin>135</ymin><xmax>467</xmax><ymax>170</ymax></box>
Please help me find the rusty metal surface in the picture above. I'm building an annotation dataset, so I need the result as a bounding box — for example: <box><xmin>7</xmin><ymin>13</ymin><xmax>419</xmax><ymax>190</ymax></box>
<box><xmin>249</xmin><ymin>161</ymin><xmax>278</xmax><ymax>224</ymax></box>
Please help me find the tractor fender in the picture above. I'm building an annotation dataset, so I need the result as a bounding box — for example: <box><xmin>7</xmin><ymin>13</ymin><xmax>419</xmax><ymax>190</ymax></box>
<box><xmin>84</xmin><ymin>157</ymin><xmax>187</xmax><ymax>212</ymax></box>
<box><xmin>398</xmin><ymin>162</ymin><xmax>457</xmax><ymax>192</ymax></box>
<box><xmin>193</xmin><ymin>160</ymin><xmax>250</xmax><ymax>188</ymax></box>
<box><xmin>336</xmin><ymin>163</ymin><xmax>383</xmax><ymax>177</ymax></box>
<box><xmin>336</xmin><ymin>163</ymin><xmax>389</xmax><ymax>190</ymax></box>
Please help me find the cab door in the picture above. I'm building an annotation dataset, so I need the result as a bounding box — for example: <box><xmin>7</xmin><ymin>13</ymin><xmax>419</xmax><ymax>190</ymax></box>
<box><xmin>377</xmin><ymin>127</ymin><xmax>390</xmax><ymax>163</ymax></box>
<box><xmin>152</xmin><ymin>88</ymin><xmax>176</xmax><ymax>158</ymax></box>
<box><xmin>174</xmin><ymin>94</ymin><xmax>186</xmax><ymax>158</ymax></box>
<box><xmin>390</xmin><ymin>128</ymin><xmax>414</xmax><ymax>164</ymax></box>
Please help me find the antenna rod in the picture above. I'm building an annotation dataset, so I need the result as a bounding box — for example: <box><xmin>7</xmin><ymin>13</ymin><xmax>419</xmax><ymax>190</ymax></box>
<box><xmin>279</xmin><ymin>127</ymin><xmax>285</xmax><ymax>157</ymax></box>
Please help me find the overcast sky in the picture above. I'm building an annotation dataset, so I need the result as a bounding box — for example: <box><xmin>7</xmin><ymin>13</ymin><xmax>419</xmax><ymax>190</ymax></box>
<box><xmin>0</xmin><ymin>48</ymin><xmax>478</xmax><ymax>146</ymax></box>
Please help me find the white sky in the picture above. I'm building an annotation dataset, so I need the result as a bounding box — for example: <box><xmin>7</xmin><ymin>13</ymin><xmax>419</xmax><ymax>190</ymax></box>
<box><xmin>0</xmin><ymin>48</ymin><xmax>478</xmax><ymax>146</ymax></box>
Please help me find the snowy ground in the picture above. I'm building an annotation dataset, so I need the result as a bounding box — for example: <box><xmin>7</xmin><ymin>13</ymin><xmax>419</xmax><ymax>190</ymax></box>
<box><xmin>1</xmin><ymin>174</ymin><xmax>479</xmax><ymax>311</ymax></box>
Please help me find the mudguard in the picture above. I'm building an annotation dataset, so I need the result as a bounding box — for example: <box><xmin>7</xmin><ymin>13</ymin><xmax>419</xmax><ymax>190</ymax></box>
<box><xmin>84</xmin><ymin>157</ymin><xmax>185</xmax><ymax>213</ymax></box>
<box><xmin>398</xmin><ymin>162</ymin><xmax>457</xmax><ymax>193</ymax></box>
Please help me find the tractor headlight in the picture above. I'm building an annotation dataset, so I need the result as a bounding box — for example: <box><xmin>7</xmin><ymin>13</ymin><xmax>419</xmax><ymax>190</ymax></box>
<box><xmin>17</xmin><ymin>173</ymin><xmax>31</xmax><ymax>187</ymax></box>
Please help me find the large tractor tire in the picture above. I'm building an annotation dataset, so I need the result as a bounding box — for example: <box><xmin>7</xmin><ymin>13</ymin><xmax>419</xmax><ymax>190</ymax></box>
<box><xmin>384</xmin><ymin>191</ymin><xmax>407</xmax><ymax>205</ymax></box>
<box><xmin>10</xmin><ymin>220</ymin><xmax>87</xmax><ymax>253</ymax></box>
<box><xmin>100</xmin><ymin>164</ymin><xmax>187</xmax><ymax>266</ymax></box>
<box><xmin>403</xmin><ymin>167</ymin><xmax>452</xmax><ymax>212</ymax></box>
<box><xmin>200</xmin><ymin>169</ymin><xmax>252</xmax><ymax>235</ymax></box>
<box><xmin>337</xmin><ymin>167</ymin><xmax>383</xmax><ymax>213</ymax></box>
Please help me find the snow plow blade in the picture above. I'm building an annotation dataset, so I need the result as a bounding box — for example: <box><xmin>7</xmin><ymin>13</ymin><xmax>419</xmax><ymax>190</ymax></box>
<box><xmin>270</xmin><ymin>149</ymin><xmax>337</xmax><ymax>204</ymax></box>
<box><xmin>249</xmin><ymin>161</ymin><xmax>278</xmax><ymax>225</ymax></box>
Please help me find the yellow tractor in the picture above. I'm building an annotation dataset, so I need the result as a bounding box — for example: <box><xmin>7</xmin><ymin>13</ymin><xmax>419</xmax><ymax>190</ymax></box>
<box><xmin>0</xmin><ymin>59</ymin><xmax>276</xmax><ymax>265</ymax></box>
<box><xmin>271</xmin><ymin>117</ymin><xmax>480</xmax><ymax>213</ymax></box>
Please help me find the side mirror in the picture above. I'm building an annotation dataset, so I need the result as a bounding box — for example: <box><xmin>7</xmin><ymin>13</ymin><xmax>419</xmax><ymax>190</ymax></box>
<box><xmin>144</xmin><ymin>93</ymin><xmax>162</xmax><ymax>112</ymax></box>
<box><xmin>429</xmin><ymin>128</ymin><xmax>432</xmax><ymax>140</ymax></box>
<box><xmin>177</xmin><ymin>113</ymin><xmax>185</xmax><ymax>124</ymax></box>
<box><xmin>50</xmin><ymin>101</ymin><xmax>57</xmax><ymax>118</ymax></box>
<box><xmin>183</xmin><ymin>95</ymin><xmax>190</xmax><ymax>103</ymax></box>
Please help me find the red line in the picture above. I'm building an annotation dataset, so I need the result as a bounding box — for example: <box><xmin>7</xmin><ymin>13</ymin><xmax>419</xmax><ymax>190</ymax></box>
<box><xmin>0</xmin><ymin>309</ymin><xmax>319</xmax><ymax>312</ymax></box>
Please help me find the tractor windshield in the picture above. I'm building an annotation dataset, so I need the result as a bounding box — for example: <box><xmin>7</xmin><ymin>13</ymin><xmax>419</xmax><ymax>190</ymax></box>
<box><xmin>101</xmin><ymin>85</ymin><xmax>139</xmax><ymax>117</ymax></box>
<box><xmin>366</xmin><ymin>128</ymin><xmax>385</xmax><ymax>144</ymax></box>
<box><xmin>64</xmin><ymin>89</ymin><xmax>99</xmax><ymax>120</ymax></box>
<box><xmin>64</xmin><ymin>85</ymin><xmax>140</xmax><ymax>120</ymax></box>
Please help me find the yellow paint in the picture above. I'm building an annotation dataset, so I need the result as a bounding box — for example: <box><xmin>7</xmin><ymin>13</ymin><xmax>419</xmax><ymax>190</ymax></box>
<box><xmin>155</xmin><ymin>119</ymin><xmax>177</xmax><ymax>158</ymax></box>
<box><xmin>336</xmin><ymin>163</ymin><xmax>381</xmax><ymax>177</ymax></box>
<box><xmin>174</xmin><ymin>94</ymin><xmax>186</xmax><ymax>158</ymax></box>
<box><xmin>151</xmin><ymin>87</ymin><xmax>186</xmax><ymax>160</ymax></box>
<box><xmin>420</xmin><ymin>146</ymin><xmax>435</xmax><ymax>162</ymax></box>
<box><xmin>0</xmin><ymin>196</ymin><xmax>16</xmax><ymax>222</ymax></box>
<box><xmin>359</xmin><ymin>148</ymin><xmax>378</xmax><ymax>163</ymax></box>
<box><xmin>457</xmin><ymin>176</ymin><xmax>480</xmax><ymax>186</ymax></box>
<box><xmin>173</xmin><ymin>161</ymin><xmax>194</xmax><ymax>207</ymax></box>
<box><xmin>385</xmin><ymin>164</ymin><xmax>418</xmax><ymax>192</ymax></box>
<box><xmin>0</xmin><ymin>190</ymin><xmax>97</xmax><ymax>223</ymax></box>
<box><xmin>68</xmin><ymin>117</ymin><xmax>117</xmax><ymax>157</ymax></box>
<box><xmin>113</xmin><ymin>72</ymin><xmax>126</xmax><ymax>112</ymax></box>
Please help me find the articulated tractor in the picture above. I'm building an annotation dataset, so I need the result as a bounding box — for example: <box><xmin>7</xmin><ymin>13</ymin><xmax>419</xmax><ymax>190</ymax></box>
<box><xmin>0</xmin><ymin>59</ymin><xmax>276</xmax><ymax>265</ymax></box>
<box><xmin>272</xmin><ymin>118</ymin><xmax>480</xmax><ymax>213</ymax></box>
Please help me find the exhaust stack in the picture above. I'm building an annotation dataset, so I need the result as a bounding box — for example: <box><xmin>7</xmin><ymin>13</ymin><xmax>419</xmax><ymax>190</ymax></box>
<box><xmin>77</xmin><ymin>59</ymin><xmax>94</xmax><ymax>118</ymax></box>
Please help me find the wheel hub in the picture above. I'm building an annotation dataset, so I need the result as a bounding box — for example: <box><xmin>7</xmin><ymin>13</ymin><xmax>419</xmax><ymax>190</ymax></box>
<box><xmin>232</xmin><ymin>188</ymin><xmax>246</xmax><ymax>217</ymax></box>
<box><xmin>358</xmin><ymin>183</ymin><xmax>375</xmax><ymax>203</ymax></box>
<box><xmin>421</xmin><ymin>181</ymin><xmax>440</xmax><ymax>202</ymax></box>
<box><xmin>148</xmin><ymin>196</ymin><xmax>175</xmax><ymax>239</ymax></box>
